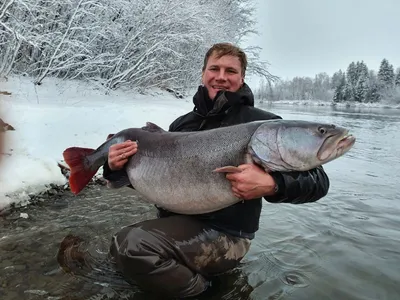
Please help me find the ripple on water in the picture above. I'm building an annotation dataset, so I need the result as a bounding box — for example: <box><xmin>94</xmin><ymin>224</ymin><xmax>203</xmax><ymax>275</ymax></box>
<box><xmin>242</xmin><ymin>235</ymin><xmax>320</xmax><ymax>300</ymax></box>
<box><xmin>264</xmin><ymin>238</ymin><xmax>321</xmax><ymax>272</ymax></box>
<box><xmin>280</xmin><ymin>270</ymin><xmax>310</xmax><ymax>288</ymax></box>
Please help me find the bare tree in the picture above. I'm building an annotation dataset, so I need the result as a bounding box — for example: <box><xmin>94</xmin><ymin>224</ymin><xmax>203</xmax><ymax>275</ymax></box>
<box><xmin>1</xmin><ymin>0</ymin><xmax>274</xmax><ymax>92</ymax></box>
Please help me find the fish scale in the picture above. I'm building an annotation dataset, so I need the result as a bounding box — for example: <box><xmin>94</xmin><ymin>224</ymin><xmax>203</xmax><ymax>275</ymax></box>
<box><xmin>62</xmin><ymin>119</ymin><xmax>355</xmax><ymax>215</ymax></box>
<box><xmin>123</xmin><ymin>123</ymin><xmax>259</xmax><ymax>214</ymax></box>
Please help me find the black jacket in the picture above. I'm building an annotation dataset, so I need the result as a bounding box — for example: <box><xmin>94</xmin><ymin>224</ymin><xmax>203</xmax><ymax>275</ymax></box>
<box><xmin>103</xmin><ymin>83</ymin><xmax>330</xmax><ymax>239</ymax></box>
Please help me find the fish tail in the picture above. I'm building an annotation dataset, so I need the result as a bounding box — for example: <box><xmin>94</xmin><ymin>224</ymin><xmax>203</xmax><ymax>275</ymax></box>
<box><xmin>63</xmin><ymin>147</ymin><xmax>99</xmax><ymax>195</ymax></box>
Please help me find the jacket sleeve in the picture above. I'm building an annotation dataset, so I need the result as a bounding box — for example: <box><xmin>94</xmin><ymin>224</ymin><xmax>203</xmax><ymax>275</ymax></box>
<box><xmin>102</xmin><ymin>161</ymin><xmax>134</xmax><ymax>189</ymax></box>
<box><xmin>103</xmin><ymin>160</ymin><xmax>122</xmax><ymax>180</ymax></box>
<box><xmin>265</xmin><ymin>166</ymin><xmax>330</xmax><ymax>204</ymax></box>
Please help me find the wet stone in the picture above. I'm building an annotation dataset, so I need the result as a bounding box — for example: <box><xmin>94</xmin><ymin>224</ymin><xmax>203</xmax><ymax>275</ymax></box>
<box><xmin>47</xmin><ymin>189</ymin><xmax>58</xmax><ymax>195</ymax></box>
<box><xmin>0</xmin><ymin>207</ymin><xmax>12</xmax><ymax>217</ymax></box>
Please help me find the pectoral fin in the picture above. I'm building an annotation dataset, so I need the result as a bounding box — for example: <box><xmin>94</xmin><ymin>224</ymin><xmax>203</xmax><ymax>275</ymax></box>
<box><xmin>212</xmin><ymin>166</ymin><xmax>243</xmax><ymax>173</ymax></box>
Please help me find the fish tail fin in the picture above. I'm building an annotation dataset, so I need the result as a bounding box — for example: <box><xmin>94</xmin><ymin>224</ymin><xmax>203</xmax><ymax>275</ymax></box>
<box><xmin>63</xmin><ymin>147</ymin><xmax>99</xmax><ymax>195</ymax></box>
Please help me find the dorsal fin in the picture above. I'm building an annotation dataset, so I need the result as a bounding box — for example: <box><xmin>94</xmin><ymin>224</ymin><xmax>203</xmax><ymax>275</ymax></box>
<box><xmin>141</xmin><ymin>122</ymin><xmax>166</xmax><ymax>133</ymax></box>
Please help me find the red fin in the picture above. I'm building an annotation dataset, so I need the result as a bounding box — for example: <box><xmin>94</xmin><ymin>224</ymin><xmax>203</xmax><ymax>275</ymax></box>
<box><xmin>213</xmin><ymin>166</ymin><xmax>243</xmax><ymax>173</ymax></box>
<box><xmin>106</xmin><ymin>133</ymin><xmax>115</xmax><ymax>140</ymax></box>
<box><xmin>63</xmin><ymin>147</ymin><xmax>97</xmax><ymax>195</ymax></box>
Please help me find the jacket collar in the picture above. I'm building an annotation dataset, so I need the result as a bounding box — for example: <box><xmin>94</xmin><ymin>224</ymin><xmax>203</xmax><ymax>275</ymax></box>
<box><xmin>192</xmin><ymin>83</ymin><xmax>255</xmax><ymax>117</ymax></box>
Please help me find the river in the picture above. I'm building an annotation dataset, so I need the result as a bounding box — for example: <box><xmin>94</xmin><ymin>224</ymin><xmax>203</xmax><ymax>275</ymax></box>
<box><xmin>1</xmin><ymin>104</ymin><xmax>399</xmax><ymax>300</ymax></box>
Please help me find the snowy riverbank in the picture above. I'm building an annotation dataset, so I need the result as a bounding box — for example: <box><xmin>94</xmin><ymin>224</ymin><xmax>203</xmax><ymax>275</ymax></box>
<box><xmin>0</xmin><ymin>76</ymin><xmax>194</xmax><ymax>210</ymax></box>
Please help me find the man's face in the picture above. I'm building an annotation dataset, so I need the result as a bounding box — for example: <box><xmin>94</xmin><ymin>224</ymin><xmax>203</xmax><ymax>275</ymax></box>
<box><xmin>201</xmin><ymin>53</ymin><xmax>244</xmax><ymax>100</ymax></box>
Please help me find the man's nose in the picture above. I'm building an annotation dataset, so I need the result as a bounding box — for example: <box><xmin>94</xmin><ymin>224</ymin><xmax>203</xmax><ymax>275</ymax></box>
<box><xmin>216</xmin><ymin>69</ymin><xmax>227</xmax><ymax>81</ymax></box>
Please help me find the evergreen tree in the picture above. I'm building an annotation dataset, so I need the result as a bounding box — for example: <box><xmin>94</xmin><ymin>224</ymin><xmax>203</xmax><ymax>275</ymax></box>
<box><xmin>365</xmin><ymin>70</ymin><xmax>380</xmax><ymax>103</ymax></box>
<box><xmin>378</xmin><ymin>58</ymin><xmax>395</xmax><ymax>87</ymax></box>
<box><xmin>345</xmin><ymin>62</ymin><xmax>358</xmax><ymax>101</ymax></box>
<box><xmin>346</xmin><ymin>62</ymin><xmax>358</xmax><ymax>87</ymax></box>
<box><xmin>395</xmin><ymin>68</ymin><xmax>400</xmax><ymax>87</ymax></box>
<box><xmin>331</xmin><ymin>70</ymin><xmax>344</xmax><ymax>89</ymax></box>
<box><xmin>333</xmin><ymin>72</ymin><xmax>346</xmax><ymax>102</ymax></box>
<box><xmin>354</xmin><ymin>61</ymin><xmax>369</xmax><ymax>102</ymax></box>
<box><xmin>251</xmin><ymin>59</ymin><xmax>398</xmax><ymax>104</ymax></box>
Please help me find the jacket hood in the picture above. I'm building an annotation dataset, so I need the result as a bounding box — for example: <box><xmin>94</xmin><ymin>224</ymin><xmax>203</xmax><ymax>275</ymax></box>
<box><xmin>192</xmin><ymin>83</ymin><xmax>255</xmax><ymax>117</ymax></box>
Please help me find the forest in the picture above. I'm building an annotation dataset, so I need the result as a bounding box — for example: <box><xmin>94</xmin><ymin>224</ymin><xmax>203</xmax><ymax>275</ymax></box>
<box><xmin>0</xmin><ymin>0</ymin><xmax>272</xmax><ymax>92</ymax></box>
<box><xmin>254</xmin><ymin>59</ymin><xmax>400</xmax><ymax>104</ymax></box>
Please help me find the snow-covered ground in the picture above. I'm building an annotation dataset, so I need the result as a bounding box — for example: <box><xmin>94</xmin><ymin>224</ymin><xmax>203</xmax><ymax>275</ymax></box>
<box><xmin>0</xmin><ymin>75</ymin><xmax>398</xmax><ymax>210</ymax></box>
<box><xmin>0</xmin><ymin>76</ymin><xmax>194</xmax><ymax>210</ymax></box>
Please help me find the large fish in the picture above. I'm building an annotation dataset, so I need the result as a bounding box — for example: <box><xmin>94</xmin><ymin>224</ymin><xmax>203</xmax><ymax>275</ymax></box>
<box><xmin>62</xmin><ymin>119</ymin><xmax>355</xmax><ymax>215</ymax></box>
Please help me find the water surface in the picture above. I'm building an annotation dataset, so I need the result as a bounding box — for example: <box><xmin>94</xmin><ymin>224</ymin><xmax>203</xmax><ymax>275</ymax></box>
<box><xmin>1</xmin><ymin>104</ymin><xmax>399</xmax><ymax>299</ymax></box>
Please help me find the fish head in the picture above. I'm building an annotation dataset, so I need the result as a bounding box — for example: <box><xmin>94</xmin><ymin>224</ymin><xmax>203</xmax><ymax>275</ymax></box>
<box><xmin>249</xmin><ymin>120</ymin><xmax>356</xmax><ymax>172</ymax></box>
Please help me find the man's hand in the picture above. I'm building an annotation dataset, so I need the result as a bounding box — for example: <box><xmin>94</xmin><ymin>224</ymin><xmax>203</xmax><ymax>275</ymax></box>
<box><xmin>225</xmin><ymin>164</ymin><xmax>277</xmax><ymax>200</ymax></box>
<box><xmin>108</xmin><ymin>140</ymin><xmax>137</xmax><ymax>171</ymax></box>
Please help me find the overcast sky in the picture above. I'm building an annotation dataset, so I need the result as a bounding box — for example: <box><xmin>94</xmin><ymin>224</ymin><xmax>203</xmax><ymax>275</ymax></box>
<box><xmin>244</xmin><ymin>0</ymin><xmax>400</xmax><ymax>84</ymax></box>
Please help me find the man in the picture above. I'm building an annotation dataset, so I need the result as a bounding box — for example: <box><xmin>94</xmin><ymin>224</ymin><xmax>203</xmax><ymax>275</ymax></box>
<box><xmin>103</xmin><ymin>43</ymin><xmax>330</xmax><ymax>298</ymax></box>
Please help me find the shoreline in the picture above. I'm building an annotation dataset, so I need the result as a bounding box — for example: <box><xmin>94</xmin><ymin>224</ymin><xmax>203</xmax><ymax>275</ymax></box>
<box><xmin>0</xmin><ymin>174</ymin><xmax>106</xmax><ymax>217</ymax></box>
<box><xmin>258</xmin><ymin>99</ymin><xmax>400</xmax><ymax>109</ymax></box>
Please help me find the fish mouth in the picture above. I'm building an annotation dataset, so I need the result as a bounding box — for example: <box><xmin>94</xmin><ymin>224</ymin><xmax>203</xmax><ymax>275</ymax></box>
<box><xmin>317</xmin><ymin>130</ymin><xmax>356</xmax><ymax>161</ymax></box>
<box><xmin>337</xmin><ymin>133</ymin><xmax>356</xmax><ymax>150</ymax></box>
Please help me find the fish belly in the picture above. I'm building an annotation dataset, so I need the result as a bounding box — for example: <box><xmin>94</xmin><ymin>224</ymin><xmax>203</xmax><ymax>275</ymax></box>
<box><xmin>126</xmin><ymin>148</ymin><xmax>245</xmax><ymax>214</ymax></box>
<box><xmin>123</xmin><ymin>121</ymin><xmax>263</xmax><ymax>214</ymax></box>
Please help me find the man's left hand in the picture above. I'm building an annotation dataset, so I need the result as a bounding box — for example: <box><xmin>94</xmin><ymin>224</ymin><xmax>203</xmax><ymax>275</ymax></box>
<box><xmin>225</xmin><ymin>164</ymin><xmax>277</xmax><ymax>200</ymax></box>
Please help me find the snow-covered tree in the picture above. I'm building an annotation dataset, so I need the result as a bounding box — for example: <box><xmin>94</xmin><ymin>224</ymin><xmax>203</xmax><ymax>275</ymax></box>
<box><xmin>378</xmin><ymin>58</ymin><xmax>395</xmax><ymax>87</ymax></box>
<box><xmin>365</xmin><ymin>70</ymin><xmax>380</xmax><ymax>103</ymax></box>
<box><xmin>0</xmin><ymin>0</ymin><xmax>271</xmax><ymax>92</ymax></box>
<box><xmin>395</xmin><ymin>67</ymin><xmax>400</xmax><ymax>87</ymax></box>
<box><xmin>254</xmin><ymin>59</ymin><xmax>399</xmax><ymax>104</ymax></box>
<box><xmin>331</xmin><ymin>70</ymin><xmax>344</xmax><ymax>89</ymax></box>
<box><xmin>313</xmin><ymin>72</ymin><xmax>331</xmax><ymax>100</ymax></box>
<box><xmin>333</xmin><ymin>71</ymin><xmax>346</xmax><ymax>102</ymax></box>
<box><xmin>354</xmin><ymin>61</ymin><xmax>369</xmax><ymax>102</ymax></box>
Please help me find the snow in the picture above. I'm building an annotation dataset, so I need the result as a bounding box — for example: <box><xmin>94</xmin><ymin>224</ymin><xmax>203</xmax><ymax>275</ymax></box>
<box><xmin>0</xmin><ymin>76</ymin><xmax>194</xmax><ymax>210</ymax></box>
<box><xmin>1</xmin><ymin>75</ymin><xmax>398</xmax><ymax>211</ymax></box>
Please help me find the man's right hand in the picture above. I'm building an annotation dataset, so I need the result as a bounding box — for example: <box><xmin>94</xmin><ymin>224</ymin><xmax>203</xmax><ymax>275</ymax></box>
<box><xmin>108</xmin><ymin>140</ymin><xmax>138</xmax><ymax>171</ymax></box>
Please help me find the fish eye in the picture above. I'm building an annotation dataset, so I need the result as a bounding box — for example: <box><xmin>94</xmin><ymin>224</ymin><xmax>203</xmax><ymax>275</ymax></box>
<box><xmin>318</xmin><ymin>127</ymin><xmax>327</xmax><ymax>135</ymax></box>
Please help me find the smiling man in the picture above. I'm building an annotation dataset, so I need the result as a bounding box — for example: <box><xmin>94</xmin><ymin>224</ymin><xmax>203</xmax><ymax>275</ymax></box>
<box><xmin>102</xmin><ymin>43</ymin><xmax>330</xmax><ymax>298</ymax></box>
<box><xmin>201</xmin><ymin>48</ymin><xmax>244</xmax><ymax>99</ymax></box>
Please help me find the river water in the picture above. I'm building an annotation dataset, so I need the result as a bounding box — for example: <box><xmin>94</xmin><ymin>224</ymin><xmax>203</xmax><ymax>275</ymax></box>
<box><xmin>1</xmin><ymin>104</ymin><xmax>399</xmax><ymax>300</ymax></box>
